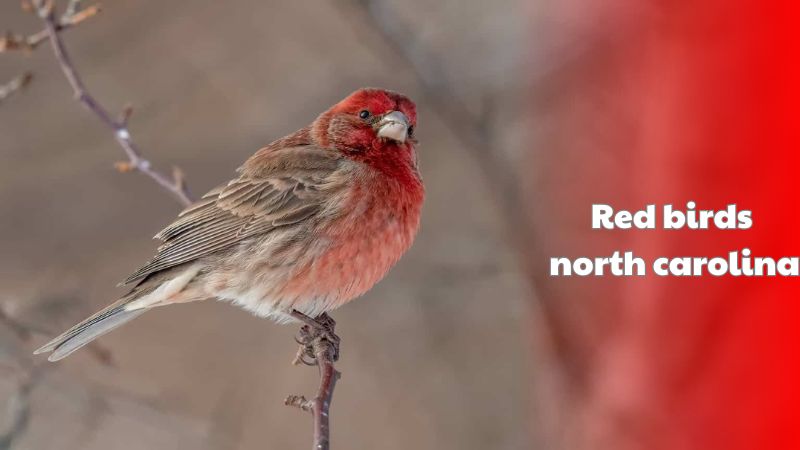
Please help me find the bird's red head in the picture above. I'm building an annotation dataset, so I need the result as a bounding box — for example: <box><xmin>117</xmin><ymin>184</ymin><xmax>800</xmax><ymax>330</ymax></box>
<box><xmin>312</xmin><ymin>88</ymin><xmax>418</xmax><ymax>158</ymax></box>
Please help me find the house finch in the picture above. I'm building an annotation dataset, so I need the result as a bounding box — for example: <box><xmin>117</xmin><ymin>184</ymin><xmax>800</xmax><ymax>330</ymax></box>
<box><xmin>34</xmin><ymin>88</ymin><xmax>423</xmax><ymax>361</ymax></box>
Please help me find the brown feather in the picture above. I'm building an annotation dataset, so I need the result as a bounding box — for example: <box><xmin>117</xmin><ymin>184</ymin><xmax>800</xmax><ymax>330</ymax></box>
<box><xmin>122</xmin><ymin>145</ymin><xmax>347</xmax><ymax>285</ymax></box>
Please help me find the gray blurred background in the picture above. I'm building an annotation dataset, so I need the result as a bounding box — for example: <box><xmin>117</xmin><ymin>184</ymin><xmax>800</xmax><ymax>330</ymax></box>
<box><xmin>0</xmin><ymin>1</ymin><xmax>532</xmax><ymax>449</ymax></box>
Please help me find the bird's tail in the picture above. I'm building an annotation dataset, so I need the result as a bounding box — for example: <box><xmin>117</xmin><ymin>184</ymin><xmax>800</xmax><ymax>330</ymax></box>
<box><xmin>33</xmin><ymin>299</ymin><xmax>146</xmax><ymax>362</ymax></box>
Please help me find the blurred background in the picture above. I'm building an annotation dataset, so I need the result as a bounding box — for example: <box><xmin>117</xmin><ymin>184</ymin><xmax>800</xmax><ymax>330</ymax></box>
<box><xmin>0</xmin><ymin>1</ymin><xmax>532</xmax><ymax>449</ymax></box>
<box><xmin>2</xmin><ymin>1</ymin><xmax>798</xmax><ymax>450</ymax></box>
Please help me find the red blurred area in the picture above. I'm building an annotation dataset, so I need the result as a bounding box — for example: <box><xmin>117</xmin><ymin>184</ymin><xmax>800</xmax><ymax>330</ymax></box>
<box><xmin>527</xmin><ymin>1</ymin><xmax>800</xmax><ymax>449</ymax></box>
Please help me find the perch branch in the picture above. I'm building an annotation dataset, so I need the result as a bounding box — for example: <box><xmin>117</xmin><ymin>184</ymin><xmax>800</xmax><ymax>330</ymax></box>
<box><xmin>285</xmin><ymin>312</ymin><xmax>341</xmax><ymax>450</ymax></box>
<box><xmin>0</xmin><ymin>73</ymin><xmax>33</xmax><ymax>104</ymax></box>
<box><xmin>29</xmin><ymin>0</ymin><xmax>192</xmax><ymax>206</ymax></box>
<box><xmin>5</xmin><ymin>3</ymin><xmax>343</xmax><ymax>448</ymax></box>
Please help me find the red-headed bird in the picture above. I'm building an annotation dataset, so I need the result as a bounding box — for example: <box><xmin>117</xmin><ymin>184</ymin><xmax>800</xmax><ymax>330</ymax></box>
<box><xmin>35</xmin><ymin>88</ymin><xmax>424</xmax><ymax>361</ymax></box>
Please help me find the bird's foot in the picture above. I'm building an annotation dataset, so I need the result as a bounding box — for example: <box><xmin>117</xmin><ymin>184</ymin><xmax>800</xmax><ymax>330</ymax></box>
<box><xmin>290</xmin><ymin>311</ymin><xmax>340</xmax><ymax>365</ymax></box>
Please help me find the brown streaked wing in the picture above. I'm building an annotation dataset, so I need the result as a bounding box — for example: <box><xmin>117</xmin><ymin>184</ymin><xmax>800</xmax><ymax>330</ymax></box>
<box><xmin>121</xmin><ymin>146</ymin><xmax>345</xmax><ymax>285</ymax></box>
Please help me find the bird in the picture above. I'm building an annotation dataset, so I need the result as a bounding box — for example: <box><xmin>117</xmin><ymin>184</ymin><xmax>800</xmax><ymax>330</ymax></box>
<box><xmin>34</xmin><ymin>88</ymin><xmax>424</xmax><ymax>362</ymax></box>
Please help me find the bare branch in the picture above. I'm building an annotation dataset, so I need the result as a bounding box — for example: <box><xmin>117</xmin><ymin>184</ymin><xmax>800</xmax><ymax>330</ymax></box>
<box><xmin>6</xmin><ymin>4</ymin><xmax>348</xmax><ymax>447</ymax></box>
<box><xmin>59</xmin><ymin>3</ymin><xmax>100</xmax><ymax>27</ymax></box>
<box><xmin>0</xmin><ymin>72</ymin><xmax>33</xmax><ymax>104</ymax></box>
<box><xmin>0</xmin><ymin>303</ymin><xmax>49</xmax><ymax>341</ymax></box>
<box><xmin>63</xmin><ymin>0</ymin><xmax>83</xmax><ymax>19</ymax></box>
<box><xmin>309</xmin><ymin>346</ymin><xmax>339</xmax><ymax>450</ymax></box>
<box><xmin>118</xmin><ymin>103</ymin><xmax>134</xmax><ymax>126</ymax></box>
<box><xmin>29</xmin><ymin>0</ymin><xmax>192</xmax><ymax>205</ymax></box>
<box><xmin>286</xmin><ymin>312</ymin><xmax>341</xmax><ymax>450</ymax></box>
<box><xmin>284</xmin><ymin>394</ymin><xmax>313</xmax><ymax>412</ymax></box>
<box><xmin>1</xmin><ymin>3</ymin><xmax>100</xmax><ymax>53</ymax></box>
<box><xmin>0</xmin><ymin>32</ymin><xmax>30</xmax><ymax>52</ymax></box>
<box><xmin>0</xmin><ymin>368</ymin><xmax>41</xmax><ymax>450</ymax></box>
<box><xmin>1</xmin><ymin>0</ymin><xmax>180</xmax><ymax>361</ymax></box>
<box><xmin>0</xmin><ymin>299</ymin><xmax>115</xmax><ymax>367</ymax></box>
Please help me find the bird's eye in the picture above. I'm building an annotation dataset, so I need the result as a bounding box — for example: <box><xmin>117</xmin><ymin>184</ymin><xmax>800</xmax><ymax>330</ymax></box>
<box><xmin>359</xmin><ymin>110</ymin><xmax>371</xmax><ymax>119</ymax></box>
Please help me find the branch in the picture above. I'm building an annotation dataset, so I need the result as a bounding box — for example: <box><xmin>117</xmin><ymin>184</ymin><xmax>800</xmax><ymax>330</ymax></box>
<box><xmin>285</xmin><ymin>313</ymin><xmax>341</xmax><ymax>450</ymax></box>
<box><xmin>7</xmin><ymin>4</ymin><xmax>342</xmax><ymax>448</ymax></box>
<box><xmin>30</xmin><ymin>0</ymin><xmax>192</xmax><ymax>206</ymax></box>
<box><xmin>0</xmin><ymin>299</ymin><xmax>114</xmax><ymax>367</ymax></box>
<box><xmin>0</xmin><ymin>72</ymin><xmax>33</xmax><ymax>104</ymax></box>
<box><xmin>0</xmin><ymin>2</ymin><xmax>100</xmax><ymax>53</ymax></box>
<box><xmin>0</xmin><ymin>368</ymin><xmax>41</xmax><ymax>450</ymax></box>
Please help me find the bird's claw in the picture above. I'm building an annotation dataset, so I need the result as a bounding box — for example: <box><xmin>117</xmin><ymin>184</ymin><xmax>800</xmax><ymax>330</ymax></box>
<box><xmin>292</xmin><ymin>335</ymin><xmax>318</xmax><ymax>366</ymax></box>
<box><xmin>290</xmin><ymin>312</ymin><xmax>340</xmax><ymax>364</ymax></box>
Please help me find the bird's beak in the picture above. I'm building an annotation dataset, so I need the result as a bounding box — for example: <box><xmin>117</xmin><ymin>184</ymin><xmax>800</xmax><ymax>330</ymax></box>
<box><xmin>377</xmin><ymin>111</ymin><xmax>409</xmax><ymax>143</ymax></box>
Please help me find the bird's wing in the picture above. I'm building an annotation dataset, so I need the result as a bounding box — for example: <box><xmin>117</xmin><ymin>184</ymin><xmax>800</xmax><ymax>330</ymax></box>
<box><xmin>121</xmin><ymin>146</ymin><xmax>347</xmax><ymax>285</ymax></box>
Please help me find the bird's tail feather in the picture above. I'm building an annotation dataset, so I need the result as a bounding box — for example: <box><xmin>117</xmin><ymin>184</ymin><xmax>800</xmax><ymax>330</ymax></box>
<box><xmin>33</xmin><ymin>300</ymin><xmax>146</xmax><ymax>362</ymax></box>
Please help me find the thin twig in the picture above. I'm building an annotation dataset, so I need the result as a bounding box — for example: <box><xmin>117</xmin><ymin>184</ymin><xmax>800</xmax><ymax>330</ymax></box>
<box><xmin>0</xmin><ymin>3</ymin><xmax>100</xmax><ymax>53</ymax></box>
<box><xmin>0</xmin><ymin>367</ymin><xmax>42</xmax><ymax>450</ymax></box>
<box><xmin>0</xmin><ymin>303</ymin><xmax>48</xmax><ymax>450</ymax></box>
<box><xmin>8</xmin><ymin>4</ymin><xmax>343</xmax><ymax>448</ymax></box>
<box><xmin>0</xmin><ymin>300</ymin><xmax>115</xmax><ymax>367</ymax></box>
<box><xmin>0</xmin><ymin>73</ymin><xmax>33</xmax><ymax>104</ymax></box>
<box><xmin>31</xmin><ymin>0</ymin><xmax>192</xmax><ymax>206</ymax></box>
<box><xmin>285</xmin><ymin>313</ymin><xmax>341</xmax><ymax>450</ymax></box>
<box><xmin>0</xmin><ymin>305</ymin><xmax>49</xmax><ymax>341</ymax></box>
<box><xmin>63</xmin><ymin>0</ymin><xmax>82</xmax><ymax>18</ymax></box>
